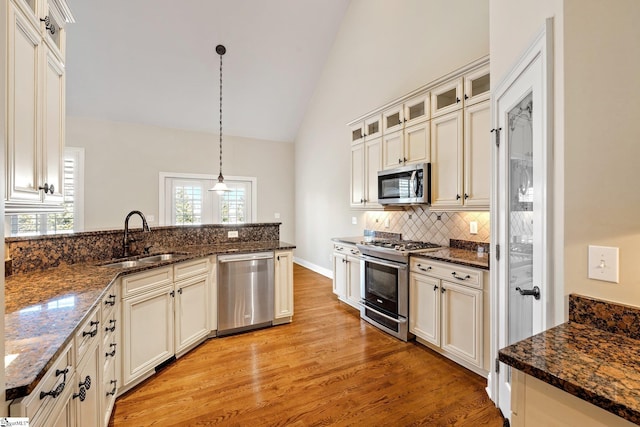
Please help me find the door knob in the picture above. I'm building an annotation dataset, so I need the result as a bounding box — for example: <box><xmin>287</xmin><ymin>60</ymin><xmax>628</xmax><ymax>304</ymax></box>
<box><xmin>516</xmin><ymin>286</ymin><xmax>540</xmax><ymax>300</ymax></box>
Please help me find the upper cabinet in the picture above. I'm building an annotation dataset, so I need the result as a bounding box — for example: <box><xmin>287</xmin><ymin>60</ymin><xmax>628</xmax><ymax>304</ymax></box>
<box><xmin>347</xmin><ymin>56</ymin><xmax>489</xmax><ymax>211</ymax></box>
<box><xmin>4</xmin><ymin>0</ymin><xmax>74</xmax><ymax>213</ymax></box>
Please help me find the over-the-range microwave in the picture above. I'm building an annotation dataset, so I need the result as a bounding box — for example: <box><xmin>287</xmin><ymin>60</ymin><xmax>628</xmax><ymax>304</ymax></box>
<box><xmin>377</xmin><ymin>162</ymin><xmax>431</xmax><ymax>205</ymax></box>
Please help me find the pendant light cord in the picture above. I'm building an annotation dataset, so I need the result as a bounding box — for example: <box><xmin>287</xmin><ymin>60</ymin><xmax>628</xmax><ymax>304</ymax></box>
<box><xmin>218</xmin><ymin>49</ymin><xmax>223</xmax><ymax>179</ymax></box>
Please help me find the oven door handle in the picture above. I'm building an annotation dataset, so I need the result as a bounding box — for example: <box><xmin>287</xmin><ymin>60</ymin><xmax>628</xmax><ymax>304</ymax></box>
<box><xmin>360</xmin><ymin>301</ymin><xmax>407</xmax><ymax>324</ymax></box>
<box><xmin>360</xmin><ymin>254</ymin><xmax>408</xmax><ymax>270</ymax></box>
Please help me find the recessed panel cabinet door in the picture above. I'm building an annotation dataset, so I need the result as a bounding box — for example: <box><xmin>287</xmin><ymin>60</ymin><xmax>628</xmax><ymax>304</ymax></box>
<box><xmin>175</xmin><ymin>275</ymin><xmax>210</xmax><ymax>354</ymax></box>
<box><xmin>274</xmin><ymin>251</ymin><xmax>294</xmax><ymax>319</ymax></box>
<box><xmin>7</xmin><ymin>4</ymin><xmax>41</xmax><ymax>203</ymax></box>
<box><xmin>364</xmin><ymin>138</ymin><xmax>381</xmax><ymax>205</ymax></box>
<box><xmin>404</xmin><ymin>121</ymin><xmax>430</xmax><ymax>165</ymax></box>
<box><xmin>75</xmin><ymin>339</ymin><xmax>102</xmax><ymax>427</ymax></box>
<box><xmin>350</xmin><ymin>143</ymin><xmax>365</xmax><ymax>206</ymax></box>
<box><xmin>430</xmin><ymin>110</ymin><xmax>463</xmax><ymax>208</ymax></box>
<box><xmin>345</xmin><ymin>254</ymin><xmax>361</xmax><ymax>308</ymax></box>
<box><xmin>409</xmin><ymin>273</ymin><xmax>440</xmax><ymax>346</ymax></box>
<box><xmin>441</xmin><ymin>281</ymin><xmax>482</xmax><ymax>367</ymax></box>
<box><xmin>332</xmin><ymin>252</ymin><xmax>347</xmax><ymax>298</ymax></box>
<box><xmin>382</xmin><ymin>131</ymin><xmax>403</xmax><ymax>170</ymax></box>
<box><xmin>463</xmin><ymin>100</ymin><xmax>490</xmax><ymax>208</ymax></box>
<box><xmin>43</xmin><ymin>48</ymin><xmax>65</xmax><ymax>204</ymax></box>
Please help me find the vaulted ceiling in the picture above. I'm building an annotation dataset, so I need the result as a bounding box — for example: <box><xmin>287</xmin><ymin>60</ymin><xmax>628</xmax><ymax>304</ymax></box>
<box><xmin>65</xmin><ymin>0</ymin><xmax>350</xmax><ymax>142</ymax></box>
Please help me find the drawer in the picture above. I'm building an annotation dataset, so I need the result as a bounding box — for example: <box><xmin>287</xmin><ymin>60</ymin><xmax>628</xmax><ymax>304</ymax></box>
<box><xmin>174</xmin><ymin>257</ymin><xmax>209</xmax><ymax>281</ymax></box>
<box><xmin>121</xmin><ymin>266</ymin><xmax>173</xmax><ymax>297</ymax></box>
<box><xmin>101</xmin><ymin>284</ymin><xmax>118</xmax><ymax>318</ymax></box>
<box><xmin>333</xmin><ymin>243</ymin><xmax>359</xmax><ymax>256</ymax></box>
<box><xmin>410</xmin><ymin>258</ymin><xmax>482</xmax><ymax>289</ymax></box>
<box><xmin>75</xmin><ymin>305</ymin><xmax>101</xmax><ymax>364</ymax></box>
<box><xmin>9</xmin><ymin>342</ymin><xmax>74</xmax><ymax>422</ymax></box>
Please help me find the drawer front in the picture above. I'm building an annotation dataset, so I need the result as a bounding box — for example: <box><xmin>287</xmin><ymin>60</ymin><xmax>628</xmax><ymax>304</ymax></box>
<box><xmin>101</xmin><ymin>284</ymin><xmax>118</xmax><ymax>319</ymax></box>
<box><xmin>75</xmin><ymin>305</ymin><xmax>101</xmax><ymax>364</ymax></box>
<box><xmin>10</xmin><ymin>342</ymin><xmax>74</xmax><ymax>421</ymax></box>
<box><xmin>174</xmin><ymin>258</ymin><xmax>209</xmax><ymax>281</ymax></box>
<box><xmin>121</xmin><ymin>266</ymin><xmax>173</xmax><ymax>297</ymax></box>
<box><xmin>410</xmin><ymin>258</ymin><xmax>482</xmax><ymax>289</ymax></box>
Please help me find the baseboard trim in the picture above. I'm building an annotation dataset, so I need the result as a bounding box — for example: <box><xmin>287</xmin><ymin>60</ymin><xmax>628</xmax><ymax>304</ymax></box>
<box><xmin>293</xmin><ymin>257</ymin><xmax>332</xmax><ymax>279</ymax></box>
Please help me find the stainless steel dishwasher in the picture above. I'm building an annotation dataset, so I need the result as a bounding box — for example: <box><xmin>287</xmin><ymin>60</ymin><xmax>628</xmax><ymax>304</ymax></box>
<box><xmin>217</xmin><ymin>252</ymin><xmax>274</xmax><ymax>336</ymax></box>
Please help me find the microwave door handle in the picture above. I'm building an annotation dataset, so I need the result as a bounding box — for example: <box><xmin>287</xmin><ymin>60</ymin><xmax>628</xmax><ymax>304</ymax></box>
<box><xmin>410</xmin><ymin>170</ymin><xmax>418</xmax><ymax>196</ymax></box>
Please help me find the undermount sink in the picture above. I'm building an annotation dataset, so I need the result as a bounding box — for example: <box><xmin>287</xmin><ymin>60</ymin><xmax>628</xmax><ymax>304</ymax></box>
<box><xmin>101</xmin><ymin>260</ymin><xmax>141</xmax><ymax>269</ymax></box>
<box><xmin>138</xmin><ymin>253</ymin><xmax>177</xmax><ymax>263</ymax></box>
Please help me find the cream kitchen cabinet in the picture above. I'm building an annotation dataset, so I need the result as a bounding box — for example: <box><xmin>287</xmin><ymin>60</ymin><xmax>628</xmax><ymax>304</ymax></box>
<box><xmin>350</xmin><ymin>114</ymin><xmax>382</xmax><ymax>145</ymax></box>
<box><xmin>332</xmin><ymin>243</ymin><xmax>361</xmax><ymax>310</ymax></box>
<box><xmin>4</xmin><ymin>0</ymin><xmax>74</xmax><ymax>212</ymax></box>
<box><xmin>381</xmin><ymin>93</ymin><xmax>430</xmax><ymax>170</ymax></box>
<box><xmin>350</xmin><ymin>137</ymin><xmax>382</xmax><ymax>209</ymax></box>
<box><xmin>274</xmin><ymin>250</ymin><xmax>294</xmax><ymax>323</ymax></box>
<box><xmin>101</xmin><ymin>285</ymin><xmax>119</xmax><ymax>426</ymax></box>
<box><xmin>430</xmin><ymin>99</ymin><xmax>490</xmax><ymax>210</ymax></box>
<box><xmin>463</xmin><ymin>65</ymin><xmax>490</xmax><ymax>106</ymax></box>
<box><xmin>121</xmin><ymin>259</ymin><xmax>213</xmax><ymax>390</ymax></box>
<box><xmin>409</xmin><ymin>258</ymin><xmax>485</xmax><ymax>375</ymax></box>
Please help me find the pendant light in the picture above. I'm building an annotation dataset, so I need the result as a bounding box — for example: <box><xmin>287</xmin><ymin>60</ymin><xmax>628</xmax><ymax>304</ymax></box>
<box><xmin>210</xmin><ymin>44</ymin><xmax>230</xmax><ymax>193</ymax></box>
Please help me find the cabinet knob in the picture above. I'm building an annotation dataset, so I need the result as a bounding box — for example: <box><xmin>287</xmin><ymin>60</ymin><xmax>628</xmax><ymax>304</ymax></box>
<box><xmin>398</xmin><ymin>159</ymin><xmax>402</xmax><ymax>164</ymax></box>
<box><xmin>456</xmin><ymin>97</ymin><xmax>460</xmax><ymax>103</ymax></box>
<box><xmin>433</xmin><ymin>285</ymin><xmax>438</xmax><ymax>291</ymax></box>
<box><xmin>403</xmin><ymin>157</ymin><xmax>407</xmax><ymax>163</ymax></box>
<box><xmin>441</xmin><ymin>287</ymin><xmax>446</xmax><ymax>293</ymax></box>
<box><xmin>456</xmin><ymin>194</ymin><xmax>461</xmax><ymax>200</ymax></box>
<box><xmin>464</xmin><ymin>94</ymin><xmax>469</xmax><ymax>100</ymax></box>
<box><xmin>40</xmin><ymin>16</ymin><xmax>56</xmax><ymax>35</ymax></box>
<box><xmin>464</xmin><ymin>193</ymin><xmax>469</xmax><ymax>199</ymax></box>
<box><xmin>38</xmin><ymin>183</ymin><xmax>55</xmax><ymax>194</ymax></box>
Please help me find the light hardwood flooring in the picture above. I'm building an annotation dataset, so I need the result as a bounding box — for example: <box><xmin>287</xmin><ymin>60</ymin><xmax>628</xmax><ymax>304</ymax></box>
<box><xmin>109</xmin><ymin>264</ymin><xmax>504</xmax><ymax>426</ymax></box>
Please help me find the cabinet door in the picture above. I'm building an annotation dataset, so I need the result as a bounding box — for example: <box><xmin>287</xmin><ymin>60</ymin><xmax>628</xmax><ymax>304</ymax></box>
<box><xmin>404</xmin><ymin>121</ymin><xmax>430</xmax><ymax>165</ymax></box>
<box><xmin>75</xmin><ymin>339</ymin><xmax>101</xmax><ymax>427</ymax></box>
<box><xmin>463</xmin><ymin>100</ymin><xmax>491</xmax><ymax>208</ymax></box>
<box><xmin>102</xmin><ymin>355</ymin><xmax>117</xmax><ymax>427</ymax></box>
<box><xmin>42</xmin><ymin>45</ymin><xmax>64</xmax><ymax>204</ymax></box>
<box><xmin>122</xmin><ymin>286</ymin><xmax>174</xmax><ymax>386</ymax></box>
<box><xmin>350</xmin><ymin>122</ymin><xmax>365</xmax><ymax>144</ymax></box>
<box><xmin>175</xmin><ymin>274</ymin><xmax>210</xmax><ymax>355</ymax></box>
<box><xmin>364</xmin><ymin>137</ymin><xmax>381</xmax><ymax>206</ymax></box>
<box><xmin>463</xmin><ymin>66</ymin><xmax>490</xmax><ymax>106</ymax></box>
<box><xmin>382</xmin><ymin>131</ymin><xmax>403</xmax><ymax>170</ymax></box>
<box><xmin>382</xmin><ymin>105</ymin><xmax>404</xmax><ymax>134</ymax></box>
<box><xmin>345</xmin><ymin>254</ymin><xmax>361</xmax><ymax>308</ymax></box>
<box><xmin>430</xmin><ymin>110</ymin><xmax>463</xmax><ymax>208</ymax></box>
<box><xmin>440</xmin><ymin>281</ymin><xmax>483</xmax><ymax>368</ymax></box>
<box><xmin>274</xmin><ymin>251</ymin><xmax>294</xmax><ymax>319</ymax></box>
<box><xmin>350</xmin><ymin>143</ymin><xmax>365</xmax><ymax>207</ymax></box>
<box><xmin>364</xmin><ymin>115</ymin><xmax>382</xmax><ymax>140</ymax></box>
<box><xmin>7</xmin><ymin>4</ymin><xmax>42</xmax><ymax>204</ymax></box>
<box><xmin>404</xmin><ymin>93</ymin><xmax>430</xmax><ymax>126</ymax></box>
<box><xmin>431</xmin><ymin>78</ymin><xmax>463</xmax><ymax>117</ymax></box>
<box><xmin>332</xmin><ymin>252</ymin><xmax>347</xmax><ymax>298</ymax></box>
<box><xmin>48</xmin><ymin>385</ymin><xmax>75</xmax><ymax>427</ymax></box>
<box><xmin>409</xmin><ymin>274</ymin><xmax>440</xmax><ymax>345</ymax></box>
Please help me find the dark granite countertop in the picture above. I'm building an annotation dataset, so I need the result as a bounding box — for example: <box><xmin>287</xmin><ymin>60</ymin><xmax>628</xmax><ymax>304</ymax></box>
<box><xmin>331</xmin><ymin>236</ymin><xmax>490</xmax><ymax>270</ymax></box>
<box><xmin>5</xmin><ymin>240</ymin><xmax>295</xmax><ymax>401</ymax></box>
<box><xmin>499</xmin><ymin>295</ymin><xmax>640</xmax><ymax>425</ymax></box>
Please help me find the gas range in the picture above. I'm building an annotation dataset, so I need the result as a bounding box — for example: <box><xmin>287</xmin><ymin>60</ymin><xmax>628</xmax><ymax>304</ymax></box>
<box><xmin>356</xmin><ymin>239</ymin><xmax>442</xmax><ymax>264</ymax></box>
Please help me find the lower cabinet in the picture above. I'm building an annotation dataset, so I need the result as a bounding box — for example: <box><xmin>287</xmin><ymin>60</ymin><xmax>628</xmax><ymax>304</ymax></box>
<box><xmin>332</xmin><ymin>243</ymin><xmax>361</xmax><ymax>310</ymax></box>
<box><xmin>175</xmin><ymin>272</ymin><xmax>210</xmax><ymax>356</ymax></box>
<box><xmin>409</xmin><ymin>257</ymin><xmax>485</xmax><ymax>375</ymax></box>
<box><xmin>274</xmin><ymin>250</ymin><xmax>294</xmax><ymax>322</ymax></box>
<box><xmin>74</xmin><ymin>335</ymin><xmax>101</xmax><ymax>427</ymax></box>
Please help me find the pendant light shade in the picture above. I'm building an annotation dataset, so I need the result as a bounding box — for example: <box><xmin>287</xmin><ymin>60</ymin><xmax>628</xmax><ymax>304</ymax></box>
<box><xmin>209</xmin><ymin>44</ymin><xmax>230</xmax><ymax>194</ymax></box>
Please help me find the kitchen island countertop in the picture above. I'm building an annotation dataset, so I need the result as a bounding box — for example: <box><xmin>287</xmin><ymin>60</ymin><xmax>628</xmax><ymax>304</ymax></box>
<box><xmin>5</xmin><ymin>240</ymin><xmax>295</xmax><ymax>401</ymax></box>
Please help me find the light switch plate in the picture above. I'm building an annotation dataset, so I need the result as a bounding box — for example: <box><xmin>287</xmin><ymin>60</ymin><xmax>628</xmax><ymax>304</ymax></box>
<box><xmin>588</xmin><ymin>245</ymin><xmax>619</xmax><ymax>283</ymax></box>
<box><xmin>470</xmin><ymin>221</ymin><xmax>478</xmax><ymax>234</ymax></box>
<box><xmin>351</xmin><ymin>216</ymin><xmax>357</xmax><ymax>225</ymax></box>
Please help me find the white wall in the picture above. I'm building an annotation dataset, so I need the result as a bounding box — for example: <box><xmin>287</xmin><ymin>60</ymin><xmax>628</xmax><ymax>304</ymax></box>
<box><xmin>294</xmin><ymin>0</ymin><xmax>490</xmax><ymax>271</ymax></box>
<box><xmin>491</xmin><ymin>0</ymin><xmax>640</xmax><ymax>317</ymax></box>
<box><xmin>66</xmin><ymin>117</ymin><xmax>295</xmax><ymax>243</ymax></box>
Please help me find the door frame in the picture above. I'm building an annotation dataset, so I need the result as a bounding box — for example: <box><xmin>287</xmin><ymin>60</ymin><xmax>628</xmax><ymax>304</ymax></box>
<box><xmin>488</xmin><ymin>17</ymin><xmax>555</xmax><ymax>415</ymax></box>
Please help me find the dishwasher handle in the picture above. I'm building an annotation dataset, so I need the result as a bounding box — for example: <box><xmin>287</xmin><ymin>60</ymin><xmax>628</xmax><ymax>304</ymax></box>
<box><xmin>218</xmin><ymin>252</ymin><xmax>274</xmax><ymax>263</ymax></box>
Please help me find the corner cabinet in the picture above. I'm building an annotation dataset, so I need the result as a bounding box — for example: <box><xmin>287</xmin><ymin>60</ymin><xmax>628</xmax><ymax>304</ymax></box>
<box><xmin>332</xmin><ymin>242</ymin><xmax>361</xmax><ymax>310</ymax></box>
<box><xmin>274</xmin><ymin>250</ymin><xmax>294</xmax><ymax>323</ymax></box>
<box><xmin>4</xmin><ymin>0</ymin><xmax>74</xmax><ymax>212</ymax></box>
<box><xmin>409</xmin><ymin>257</ymin><xmax>488</xmax><ymax>376</ymax></box>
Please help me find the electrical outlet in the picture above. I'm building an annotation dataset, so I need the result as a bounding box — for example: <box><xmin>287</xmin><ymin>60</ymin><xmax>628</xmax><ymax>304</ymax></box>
<box><xmin>470</xmin><ymin>221</ymin><xmax>478</xmax><ymax>234</ymax></box>
<box><xmin>146</xmin><ymin>214</ymin><xmax>155</xmax><ymax>222</ymax></box>
<box><xmin>352</xmin><ymin>217</ymin><xmax>357</xmax><ymax>225</ymax></box>
<box><xmin>274</xmin><ymin>213</ymin><xmax>281</xmax><ymax>219</ymax></box>
<box><xmin>588</xmin><ymin>245</ymin><xmax>619</xmax><ymax>283</ymax></box>
<box><xmin>228</xmin><ymin>230</ymin><xmax>239</xmax><ymax>239</ymax></box>
<box><xmin>384</xmin><ymin>218</ymin><xmax>390</xmax><ymax>228</ymax></box>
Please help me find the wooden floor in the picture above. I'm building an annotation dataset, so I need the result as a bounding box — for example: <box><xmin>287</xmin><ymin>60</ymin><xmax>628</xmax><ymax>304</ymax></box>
<box><xmin>109</xmin><ymin>264</ymin><xmax>504</xmax><ymax>426</ymax></box>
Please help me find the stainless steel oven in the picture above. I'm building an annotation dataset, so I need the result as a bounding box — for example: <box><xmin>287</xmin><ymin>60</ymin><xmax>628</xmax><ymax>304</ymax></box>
<box><xmin>360</xmin><ymin>254</ymin><xmax>410</xmax><ymax>341</ymax></box>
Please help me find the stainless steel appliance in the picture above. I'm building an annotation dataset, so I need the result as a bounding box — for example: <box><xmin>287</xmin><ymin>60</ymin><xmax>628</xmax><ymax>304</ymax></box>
<box><xmin>377</xmin><ymin>162</ymin><xmax>431</xmax><ymax>205</ymax></box>
<box><xmin>217</xmin><ymin>252</ymin><xmax>274</xmax><ymax>336</ymax></box>
<box><xmin>356</xmin><ymin>239</ymin><xmax>441</xmax><ymax>341</ymax></box>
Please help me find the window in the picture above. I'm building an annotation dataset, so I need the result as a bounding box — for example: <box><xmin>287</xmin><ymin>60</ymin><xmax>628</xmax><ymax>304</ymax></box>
<box><xmin>160</xmin><ymin>173</ymin><xmax>256</xmax><ymax>226</ymax></box>
<box><xmin>5</xmin><ymin>148</ymin><xmax>85</xmax><ymax>236</ymax></box>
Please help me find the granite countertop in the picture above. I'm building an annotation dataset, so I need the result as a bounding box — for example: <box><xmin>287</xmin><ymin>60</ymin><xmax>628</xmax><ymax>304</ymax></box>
<box><xmin>499</xmin><ymin>294</ymin><xmax>640</xmax><ymax>425</ymax></box>
<box><xmin>5</xmin><ymin>240</ymin><xmax>295</xmax><ymax>401</ymax></box>
<box><xmin>331</xmin><ymin>236</ymin><xmax>490</xmax><ymax>270</ymax></box>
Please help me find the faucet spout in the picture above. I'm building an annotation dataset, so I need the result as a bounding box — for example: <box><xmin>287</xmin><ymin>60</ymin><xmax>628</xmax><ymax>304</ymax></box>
<box><xmin>123</xmin><ymin>210</ymin><xmax>151</xmax><ymax>257</ymax></box>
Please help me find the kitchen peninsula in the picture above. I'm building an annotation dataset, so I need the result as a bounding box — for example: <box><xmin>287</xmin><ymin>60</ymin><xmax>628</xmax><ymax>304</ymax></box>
<box><xmin>4</xmin><ymin>223</ymin><xmax>294</xmax><ymax>427</ymax></box>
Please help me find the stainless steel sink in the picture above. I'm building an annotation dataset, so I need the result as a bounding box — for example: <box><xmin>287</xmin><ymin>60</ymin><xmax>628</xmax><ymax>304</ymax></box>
<box><xmin>138</xmin><ymin>253</ymin><xmax>177</xmax><ymax>263</ymax></box>
<box><xmin>101</xmin><ymin>260</ymin><xmax>141</xmax><ymax>268</ymax></box>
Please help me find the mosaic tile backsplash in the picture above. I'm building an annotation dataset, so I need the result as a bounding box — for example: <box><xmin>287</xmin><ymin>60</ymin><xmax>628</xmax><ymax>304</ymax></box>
<box><xmin>365</xmin><ymin>207</ymin><xmax>490</xmax><ymax>246</ymax></box>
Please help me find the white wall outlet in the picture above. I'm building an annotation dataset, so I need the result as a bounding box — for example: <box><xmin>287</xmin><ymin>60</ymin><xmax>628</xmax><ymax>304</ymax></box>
<box><xmin>588</xmin><ymin>245</ymin><xmax>619</xmax><ymax>283</ymax></box>
<box><xmin>146</xmin><ymin>214</ymin><xmax>155</xmax><ymax>222</ymax></box>
<box><xmin>274</xmin><ymin>212</ymin><xmax>281</xmax><ymax>219</ymax></box>
<box><xmin>228</xmin><ymin>230</ymin><xmax>239</xmax><ymax>239</ymax></box>
<box><xmin>384</xmin><ymin>218</ymin><xmax>390</xmax><ymax>228</ymax></box>
<box><xmin>470</xmin><ymin>221</ymin><xmax>478</xmax><ymax>234</ymax></box>
<box><xmin>351</xmin><ymin>216</ymin><xmax>357</xmax><ymax>225</ymax></box>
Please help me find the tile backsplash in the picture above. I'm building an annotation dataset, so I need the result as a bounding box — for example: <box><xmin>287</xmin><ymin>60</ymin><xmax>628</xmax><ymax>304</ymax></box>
<box><xmin>365</xmin><ymin>207</ymin><xmax>490</xmax><ymax>246</ymax></box>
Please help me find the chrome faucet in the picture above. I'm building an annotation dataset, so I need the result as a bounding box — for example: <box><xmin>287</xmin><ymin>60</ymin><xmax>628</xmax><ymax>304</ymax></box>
<box><xmin>123</xmin><ymin>210</ymin><xmax>151</xmax><ymax>257</ymax></box>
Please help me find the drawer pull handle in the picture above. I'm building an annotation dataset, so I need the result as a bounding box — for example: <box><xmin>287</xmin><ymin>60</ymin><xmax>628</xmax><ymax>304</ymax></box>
<box><xmin>433</xmin><ymin>285</ymin><xmax>438</xmax><ymax>291</ymax></box>
<box><xmin>106</xmin><ymin>343</ymin><xmax>117</xmax><ymax>358</ymax></box>
<box><xmin>451</xmin><ymin>272</ymin><xmax>471</xmax><ymax>281</ymax></box>
<box><xmin>105</xmin><ymin>294</ymin><xmax>116</xmax><ymax>306</ymax></box>
<box><xmin>105</xmin><ymin>319</ymin><xmax>116</xmax><ymax>333</ymax></box>
<box><xmin>73</xmin><ymin>386</ymin><xmax>86</xmax><ymax>402</ymax></box>
<box><xmin>79</xmin><ymin>375</ymin><xmax>91</xmax><ymax>390</ymax></box>
<box><xmin>40</xmin><ymin>380</ymin><xmax>66</xmax><ymax>400</ymax></box>
<box><xmin>106</xmin><ymin>380</ymin><xmax>118</xmax><ymax>396</ymax></box>
<box><xmin>83</xmin><ymin>321</ymin><xmax>100</xmax><ymax>338</ymax></box>
<box><xmin>417</xmin><ymin>264</ymin><xmax>432</xmax><ymax>272</ymax></box>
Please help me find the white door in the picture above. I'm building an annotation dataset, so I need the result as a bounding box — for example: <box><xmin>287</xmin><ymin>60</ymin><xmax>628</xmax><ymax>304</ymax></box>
<box><xmin>492</xmin><ymin>19</ymin><xmax>554</xmax><ymax>421</ymax></box>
